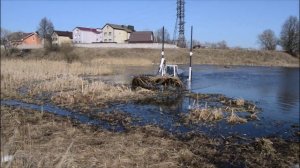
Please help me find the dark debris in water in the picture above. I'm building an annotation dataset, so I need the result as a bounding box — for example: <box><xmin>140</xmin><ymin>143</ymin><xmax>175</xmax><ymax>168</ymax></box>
<box><xmin>131</xmin><ymin>75</ymin><xmax>185</xmax><ymax>91</ymax></box>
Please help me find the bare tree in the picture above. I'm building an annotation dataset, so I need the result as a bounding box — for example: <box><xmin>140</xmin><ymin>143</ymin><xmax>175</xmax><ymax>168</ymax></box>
<box><xmin>154</xmin><ymin>28</ymin><xmax>171</xmax><ymax>43</ymax></box>
<box><xmin>1</xmin><ymin>27</ymin><xmax>12</xmax><ymax>50</ymax></box>
<box><xmin>258</xmin><ymin>29</ymin><xmax>277</xmax><ymax>50</ymax></box>
<box><xmin>216</xmin><ymin>40</ymin><xmax>228</xmax><ymax>49</ymax></box>
<box><xmin>280</xmin><ymin>16</ymin><xmax>299</xmax><ymax>56</ymax></box>
<box><xmin>37</xmin><ymin>17</ymin><xmax>54</xmax><ymax>48</ymax></box>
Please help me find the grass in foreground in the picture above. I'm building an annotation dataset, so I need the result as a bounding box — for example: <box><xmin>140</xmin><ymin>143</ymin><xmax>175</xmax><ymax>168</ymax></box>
<box><xmin>1</xmin><ymin>106</ymin><xmax>299</xmax><ymax>168</ymax></box>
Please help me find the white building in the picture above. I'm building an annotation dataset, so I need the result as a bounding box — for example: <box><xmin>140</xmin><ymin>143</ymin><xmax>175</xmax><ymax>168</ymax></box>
<box><xmin>73</xmin><ymin>27</ymin><xmax>102</xmax><ymax>43</ymax></box>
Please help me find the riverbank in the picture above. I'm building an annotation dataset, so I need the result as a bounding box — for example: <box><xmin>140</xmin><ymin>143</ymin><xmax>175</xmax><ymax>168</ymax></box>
<box><xmin>2</xmin><ymin>47</ymin><xmax>299</xmax><ymax>67</ymax></box>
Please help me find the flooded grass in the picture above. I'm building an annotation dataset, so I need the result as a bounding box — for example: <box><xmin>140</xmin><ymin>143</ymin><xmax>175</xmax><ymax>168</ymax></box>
<box><xmin>188</xmin><ymin>108</ymin><xmax>224</xmax><ymax>122</ymax></box>
<box><xmin>227</xmin><ymin>111</ymin><xmax>248</xmax><ymax>124</ymax></box>
<box><xmin>185</xmin><ymin>93</ymin><xmax>257</xmax><ymax>124</ymax></box>
<box><xmin>1</xmin><ymin>58</ymin><xmax>299</xmax><ymax>167</ymax></box>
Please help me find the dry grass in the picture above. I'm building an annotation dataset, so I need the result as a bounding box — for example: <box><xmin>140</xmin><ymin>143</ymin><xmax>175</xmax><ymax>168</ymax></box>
<box><xmin>0</xmin><ymin>106</ymin><xmax>203</xmax><ymax>168</ymax></box>
<box><xmin>192</xmin><ymin>48</ymin><xmax>299</xmax><ymax>67</ymax></box>
<box><xmin>235</xmin><ymin>98</ymin><xmax>245</xmax><ymax>106</ymax></box>
<box><xmin>186</xmin><ymin>94</ymin><xmax>252</xmax><ymax>124</ymax></box>
<box><xmin>1</xmin><ymin>59</ymin><xmax>156</xmax><ymax>111</ymax></box>
<box><xmin>1</xmin><ymin>59</ymin><xmax>113</xmax><ymax>83</ymax></box>
<box><xmin>2</xmin><ymin>47</ymin><xmax>298</xmax><ymax>67</ymax></box>
<box><xmin>91</xmin><ymin>57</ymin><xmax>153</xmax><ymax>66</ymax></box>
<box><xmin>50</xmin><ymin>80</ymin><xmax>155</xmax><ymax>110</ymax></box>
<box><xmin>1</xmin><ymin>105</ymin><xmax>298</xmax><ymax>168</ymax></box>
<box><xmin>188</xmin><ymin>108</ymin><xmax>223</xmax><ymax>122</ymax></box>
<box><xmin>227</xmin><ymin>111</ymin><xmax>248</xmax><ymax>124</ymax></box>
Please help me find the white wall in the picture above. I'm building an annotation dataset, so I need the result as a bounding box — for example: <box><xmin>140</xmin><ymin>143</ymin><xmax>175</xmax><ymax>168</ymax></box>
<box><xmin>73</xmin><ymin>28</ymin><xmax>102</xmax><ymax>43</ymax></box>
<box><xmin>74</xmin><ymin>43</ymin><xmax>178</xmax><ymax>49</ymax></box>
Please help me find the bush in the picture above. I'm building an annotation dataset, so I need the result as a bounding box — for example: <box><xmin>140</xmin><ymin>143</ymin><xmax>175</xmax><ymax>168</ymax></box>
<box><xmin>60</xmin><ymin>44</ymin><xmax>79</xmax><ymax>63</ymax></box>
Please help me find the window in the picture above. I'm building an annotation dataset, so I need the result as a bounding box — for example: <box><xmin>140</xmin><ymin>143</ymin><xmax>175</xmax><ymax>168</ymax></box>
<box><xmin>104</xmin><ymin>32</ymin><xmax>107</xmax><ymax>36</ymax></box>
<box><xmin>104</xmin><ymin>39</ymin><xmax>107</xmax><ymax>42</ymax></box>
<box><xmin>109</xmin><ymin>39</ymin><xmax>112</xmax><ymax>42</ymax></box>
<box><xmin>109</xmin><ymin>32</ymin><xmax>111</xmax><ymax>36</ymax></box>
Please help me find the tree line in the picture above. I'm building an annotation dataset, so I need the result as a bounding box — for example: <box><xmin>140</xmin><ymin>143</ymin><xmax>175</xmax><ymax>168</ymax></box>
<box><xmin>258</xmin><ymin>16</ymin><xmax>299</xmax><ymax>57</ymax></box>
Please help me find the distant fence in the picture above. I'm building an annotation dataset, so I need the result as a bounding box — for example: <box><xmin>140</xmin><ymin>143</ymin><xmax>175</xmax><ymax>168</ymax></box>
<box><xmin>74</xmin><ymin>43</ymin><xmax>178</xmax><ymax>49</ymax></box>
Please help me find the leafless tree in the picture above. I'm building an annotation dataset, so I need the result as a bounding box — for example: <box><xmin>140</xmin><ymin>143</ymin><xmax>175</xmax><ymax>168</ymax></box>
<box><xmin>37</xmin><ymin>17</ymin><xmax>54</xmax><ymax>48</ymax></box>
<box><xmin>154</xmin><ymin>28</ymin><xmax>171</xmax><ymax>43</ymax></box>
<box><xmin>258</xmin><ymin>29</ymin><xmax>277</xmax><ymax>50</ymax></box>
<box><xmin>216</xmin><ymin>40</ymin><xmax>228</xmax><ymax>49</ymax></box>
<box><xmin>280</xmin><ymin>16</ymin><xmax>299</xmax><ymax>56</ymax></box>
<box><xmin>1</xmin><ymin>27</ymin><xmax>12</xmax><ymax>50</ymax></box>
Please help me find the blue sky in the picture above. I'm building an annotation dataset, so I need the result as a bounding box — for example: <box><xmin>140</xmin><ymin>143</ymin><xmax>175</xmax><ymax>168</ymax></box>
<box><xmin>1</xmin><ymin>0</ymin><xmax>299</xmax><ymax>48</ymax></box>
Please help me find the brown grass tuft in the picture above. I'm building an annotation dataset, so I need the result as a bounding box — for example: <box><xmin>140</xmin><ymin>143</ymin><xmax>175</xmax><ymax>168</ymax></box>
<box><xmin>235</xmin><ymin>98</ymin><xmax>245</xmax><ymax>106</ymax></box>
<box><xmin>189</xmin><ymin>108</ymin><xmax>223</xmax><ymax>122</ymax></box>
<box><xmin>227</xmin><ymin>111</ymin><xmax>247</xmax><ymax>124</ymax></box>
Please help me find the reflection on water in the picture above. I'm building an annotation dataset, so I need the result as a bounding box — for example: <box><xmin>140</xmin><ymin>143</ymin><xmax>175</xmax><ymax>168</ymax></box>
<box><xmin>95</xmin><ymin>65</ymin><xmax>298</xmax><ymax>139</ymax></box>
<box><xmin>189</xmin><ymin>65</ymin><xmax>299</xmax><ymax>123</ymax></box>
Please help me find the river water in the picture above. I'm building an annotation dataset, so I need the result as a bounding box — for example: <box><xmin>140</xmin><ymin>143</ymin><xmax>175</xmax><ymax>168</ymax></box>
<box><xmin>2</xmin><ymin>65</ymin><xmax>299</xmax><ymax>140</ymax></box>
<box><xmin>187</xmin><ymin>65</ymin><xmax>299</xmax><ymax>139</ymax></box>
<box><xmin>106</xmin><ymin>65</ymin><xmax>300</xmax><ymax>139</ymax></box>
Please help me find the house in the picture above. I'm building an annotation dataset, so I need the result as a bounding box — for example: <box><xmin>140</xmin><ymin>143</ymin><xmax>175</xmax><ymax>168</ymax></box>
<box><xmin>102</xmin><ymin>23</ymin><xmax>134</xmax><ymax>43</ymax></box>
<box><xmin>21</xmin><ymin>32</ymin><xmax>42</xmax><ymax>45</ymax></box>
<box><xmin>73</xmin><ymin>27</ymin><xmax>102</xmax><ymax>43</ymax></box>
<box><xmin>128</xmin><ymin>31</ymin><xmax>154</xmax><ymax>43</ymax></box>
<box><xmin>52</xmin><ymin>30</ymin><xmax>73</xmax><ymax>46</ymax></box>
<box><xmin>9</xmin><ymin>32</ymin><xmax>42</xmax><ymax>48</ymax></box>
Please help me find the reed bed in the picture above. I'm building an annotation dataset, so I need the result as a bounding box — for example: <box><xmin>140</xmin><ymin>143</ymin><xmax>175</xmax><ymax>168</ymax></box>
<box><xmin>50</xmin><ymin>80</ymin><xmax>154</xmax><ymax>109</ymax></box>
<box><xmin>1</xmin><ymin>58</ymin><xmax>158</xmax><ymax>114</ymax></box>
<box><xmin>1</xmin><ymin>59</ymin><xmax>113</xmax><ymax>83</ymax></box>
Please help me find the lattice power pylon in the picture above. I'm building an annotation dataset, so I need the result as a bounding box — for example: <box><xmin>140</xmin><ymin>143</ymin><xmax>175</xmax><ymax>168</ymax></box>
<box><xmin>173</xmin><ymin>0</ymin><xmax>186</xmax><ymax>48</ymax></box>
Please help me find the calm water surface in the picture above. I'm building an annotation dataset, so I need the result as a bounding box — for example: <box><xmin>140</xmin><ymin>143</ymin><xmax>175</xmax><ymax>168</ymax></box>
<box><xmin>111</xmin><ymin>65</ymin><xmax>300</xmax><ymax>139</ymax></box>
